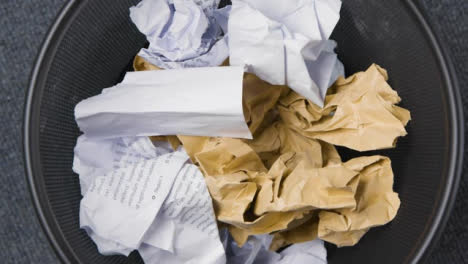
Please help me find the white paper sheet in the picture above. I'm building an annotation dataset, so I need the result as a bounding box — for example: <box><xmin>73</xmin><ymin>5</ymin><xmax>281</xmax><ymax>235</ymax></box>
<box><xmin>138</xmin><ymin>163</ymin><xmax>226</xmax><ymax>264</ymax></box>
<box><xmin>221</xmin><ymin>230</ymin><xmax>327</xmax><ymax>264</ymax></box>
<box><xmin>74</xmin><ymin>136</ymin><xmax>174</xmax><ymax>255</ymax></box>
<box><xmin>75</xmin><ymin>66</ymin><xmax>252</xmax><ymax>139</ymax></box>
<box><xmin>228</xmin><ymin>0</ymin><xmax>343</xmax><ymax>107</ymax></box>
<box><xmin>75</xmin><ymin>135</ymin><xmax>227</xmax><ymax>263</ymax></box>
<box><xmin>130</xmin><ymin>0</ymin><xmax>230</xmax><ymax>69</ymax></box>
<box><xmin>78</xmin><ymin>136</ymin><xmax>189</xmax><ymax>251</ymax></box>
<box><xmin>73</xmin><ymin>136</ymin><xmax>173</xmax><ymax>196</ymax></box>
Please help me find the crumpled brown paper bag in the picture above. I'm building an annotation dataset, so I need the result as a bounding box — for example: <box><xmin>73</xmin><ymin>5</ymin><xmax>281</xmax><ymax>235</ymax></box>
<box><xmin>176</xmin><ymin>135</ymin><xmax>312</xmax><ymax>246</ymax></box>
<box><xmin>270</xmin><ymin>155</ymin><xmax>400</xmax><ymax>249</ymax></box>
<box><xmin>242</xmin><ymin>73</ymin><xmax>289</xmax><ymax>135</ymax></box>
<box><xmin>317</xmin><ymin>156</ymin><xmax>400</xmax><ymax>246</ymax></box>
<box><xmin>278</xmin><ymin>64</ymin><xmax>411</xmax><ymax>151</ymax></box>
<box><xmin>177</xmin><ymin>134</ymin><xmax>319</xmax><ymax>246</ymax></box>
<box><xmin>135</xmin><ymin>55</ymin><xmax>405</xmax><ymax>248</ymax></box>
<box><xmin>269</xmin><ymin>212</ymin><xmax>319</xmax><ymax>251</ymax></box>
<box><xmin>178</xmin><ymin>131</ymin><xmax>400</xmax><ymax>248</ymax></box>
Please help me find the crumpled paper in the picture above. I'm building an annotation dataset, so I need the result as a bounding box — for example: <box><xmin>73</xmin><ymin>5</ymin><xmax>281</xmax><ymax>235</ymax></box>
<box><xmin>74</xmin><ymin>135</ymin><xmax>228</xmax><ymax>263</ymax></box>
<box><xmin>75</xmin><ymin>136</ymin><xmax>189</xmax><ymax>253</ymax></box>
<box><xmin>242</xmin><ymin>72</ymin><xmax>289</xmax><ymax>136</ymax></box>
<box><xmin>278</xmin><ymin>64</ymin><xmax>411</xmax><ymax>151</ymax></box>
<box><xmin>138</xmin><ymin>161</ymin><xmax>227</xmax><ymax>264</ymax></box>
<box><xmin>178</xmin><ymin>133</ymin><xmax>400</xmax><ymax>247</ymax></box>
<box><xmin>317</xmin><ymin>156</ymin><xmax>400</xmax><ymax>247</ymax></box>
<box><xmin>229</xmin><ymin>0</ymin><xmax>344</xmax><ymax>106</ymax></box>
<box><xmin>130</xmin><ymin>0</ymin><xmax>230</xmax><ymax>69</ymax></box>
<box><xmin>177</xmin><ymin>135</ymin><xmax>310</xmax><ymax>245</ymax></box>
<box><xmin>269</xmin><ymin>156</ymin><xmax>400</xmax><ymax>248</ymax></box>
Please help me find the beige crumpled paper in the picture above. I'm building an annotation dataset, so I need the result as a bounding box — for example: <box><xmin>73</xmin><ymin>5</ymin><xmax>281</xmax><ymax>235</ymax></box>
<box><xmin>177</xmin><ymin>135</ymin><xmax>309</xmax><ymax>246</ymax></box>
<box><xmin>317</xmin><ymin>156</ymin><xmax>400</xmax><ymax>247</ymax></box>
<box><xmin>270</xmin><ymin>155</ymin><xmax>400</xmax><ymax>249</ymax></box>
<box><xmin>135</xmin><ymin>55</ymin><xmax>406</xmax><ymax>249</ymax></box>
<box><xmin>278</xmin><ymin>64</ymin><xmax>411</xmax><ymax>151</ymax></box>
<box><xmin>242</xmin><ymin>73</ymin><xmax>289</xmax><ymax>135</ymax></box>
<box><xmin>179</xmin><ymin>132</ymin><xmax>400</xmax><ymax>247</ymax></box>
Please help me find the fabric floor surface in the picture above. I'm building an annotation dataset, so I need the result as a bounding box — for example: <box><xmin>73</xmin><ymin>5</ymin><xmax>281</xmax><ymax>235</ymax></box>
<box><xmin>0</xmin><ymin>0</ymin><xmax>466</xmax><ymax>263</ymax></box>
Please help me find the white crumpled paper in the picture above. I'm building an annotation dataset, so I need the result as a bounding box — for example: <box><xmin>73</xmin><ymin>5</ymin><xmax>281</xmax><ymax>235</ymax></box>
<box><xmin>74</xmin><ymin>135</ymin><xmax>227</xmax><ymax>263</ymax></box>
<box><xmin>130</xmin><ymin>0</ymin><xmax>230</xmax><ymax>69</ymax></box>
<box><xmin>228</xmin><ymin>0</ymin><xmax>343</xmax><ymax>106</ymax></box>
<box><xmin>221</xmin><ymin>230</ymin><xmax>327</xmax><ymax>264</ymax></box>
<box><xmin>75</xmin><ymin>66</ymin><xmax>252</xmax><ymax>139</ymax></box>
<box><xmin>139</xmin><ymin>162</ymin><xmax>226</xmax><ymax>264</ymax></box>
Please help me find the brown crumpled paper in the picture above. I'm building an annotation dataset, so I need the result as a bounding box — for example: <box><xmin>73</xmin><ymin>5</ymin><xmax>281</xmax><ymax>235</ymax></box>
<box><xmin>135</xmin><ymin>55</ymin><xmax>406</xmax><ymax>249</ymax></box>
<box><xmin>278</xmin><ymin>64</ymin><xmax>411</xmax><ymax>151</ymax></box>
<box><xmin>317</xmin><ymin>156</ymin><xmax>400</xmax><ymax>246</ymax></box>
<box><xmin>177</xmin><ymin>135</ymin><xmax>310</xmax><ymax>246</ymax></box>
<box><xmin>270</xmin><ymin>155</ymin><xmax>400</xmax><ymax>249</ymax></box>
<box><xmin>179</xmin><ymin>132</ymin><xmax>400</xmax><ymax>247</ymax></box>
<box><xmin>242</xmin><ymin>73</ymin><xmax>289</xmax><ymax>135</ymax></box>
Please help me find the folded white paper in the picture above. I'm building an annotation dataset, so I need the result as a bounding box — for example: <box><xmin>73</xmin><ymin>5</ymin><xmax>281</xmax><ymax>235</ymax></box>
<box><xmin>78</xmin><ymin>136</ymin><xmax>189</xmax><ymax>251</ymax></box>
<box><xmin>75</xmin><ymin>136</ymin><xmax>226</xmax><ymax>263</ymax></box>
<box><xmin>75</xmin><ymin>66</ymin><xmax>252</xmax><ymax>139</ymax></box>
<box><xmin>130</xmin><ymin>0</ymin><xmax>230</xmax><ymax>69</ymax></box>
<box><xmin>228</xmin><ymin>0</ymin><xmax>343</xmax><ymax>107</ymax></box>
<box><xmin>138</xmin><ymin>163</ymin><xmax>226</xmax><ymax>264</ymax></box>
<box><xmin>221</xmin><ymin>230</ymin><xmax>327</xmax><ymax>264</ymax></box>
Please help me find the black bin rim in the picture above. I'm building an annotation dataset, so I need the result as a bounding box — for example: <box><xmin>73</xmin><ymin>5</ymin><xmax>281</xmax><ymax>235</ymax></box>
<box><xmin>23</xmin><ymin>1</ymin><xmax>464</xmax><ymax>264</ymax></box>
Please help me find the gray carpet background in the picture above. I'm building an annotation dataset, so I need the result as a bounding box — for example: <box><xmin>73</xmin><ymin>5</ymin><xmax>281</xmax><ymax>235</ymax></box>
<box><xmin>0</xmin><ymin>0</ymin><xmax>466</xmax><ymax>263</ymax></box>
